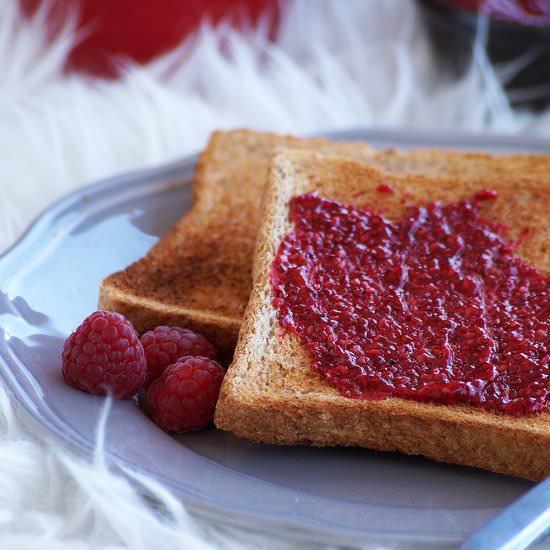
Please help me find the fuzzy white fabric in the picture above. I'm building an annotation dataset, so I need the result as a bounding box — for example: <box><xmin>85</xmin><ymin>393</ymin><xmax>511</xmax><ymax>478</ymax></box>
<box><xmin>1</xmin><ymin>1</ymin><xmax>549</xmax><ymax>548</ymax></box>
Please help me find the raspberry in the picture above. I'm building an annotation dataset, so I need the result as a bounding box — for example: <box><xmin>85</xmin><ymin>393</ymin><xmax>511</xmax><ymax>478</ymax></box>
<box><xmin>147</xmin><ymin>356</ymin><xmax>224</xmax><ymax>432</ymax></box>
<box><xmin>141</xmin><ymin>326</ymin><xmax>216</xmax><ymax>385</ymax></box>
<box><xmin>62</xmin><ymin>311</ymin><xmax>147</xmax><ymax>399</ymax></box>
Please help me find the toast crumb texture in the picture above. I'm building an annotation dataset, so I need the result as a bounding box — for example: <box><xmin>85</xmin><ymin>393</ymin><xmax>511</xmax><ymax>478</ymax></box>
<box><xmin>215</xmin><ymin>148</ymin><xmax>550</xmax><ymax>480</ymax></box>
<box><xmin>100</xmin><ymin>129</ymin><xmax>550</xmax><ymax>363</ymax></box>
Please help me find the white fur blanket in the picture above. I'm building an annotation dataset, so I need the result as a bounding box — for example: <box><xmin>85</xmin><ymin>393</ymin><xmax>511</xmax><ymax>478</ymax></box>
<box><xmin>0</xmin><ymin>1</ymin><xmax>549</xmax><ymax>548</ymax></box>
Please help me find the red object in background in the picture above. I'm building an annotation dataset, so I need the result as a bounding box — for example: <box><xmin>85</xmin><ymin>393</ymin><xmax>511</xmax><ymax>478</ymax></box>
<box><xmin>447</xmin><ymin>0</ymin><xmax>550</xmax><ymax>25</ymax></box>
<box><xmin>20</xmin><ymin>0</ymin><xmax>279</xmax><ymax>77</ymax></box>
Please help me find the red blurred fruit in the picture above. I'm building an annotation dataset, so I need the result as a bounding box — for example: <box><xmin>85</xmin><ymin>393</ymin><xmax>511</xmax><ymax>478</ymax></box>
<box><xmin>141</xmin><ymin>325</ymin><xmax>217</xmax><ymax>386</ymax></box>
<box><xmin>62</xmin><ymin>310</ymin><xmax>147</xmax><ymax>399</ymax></box>
<box><xmin>147</xmin><ymin>355</ymin><xmax>225</xmax><ymax>432</ymax></box>
<box><xmin>20</xmin><ymin>0</ymin><xmax>280</xmax><ymax>76</ymax></box>
<box><xmin>444</xmin><ymin>0</ymin><xmax>550</xmax><ymax>25</ymax></box>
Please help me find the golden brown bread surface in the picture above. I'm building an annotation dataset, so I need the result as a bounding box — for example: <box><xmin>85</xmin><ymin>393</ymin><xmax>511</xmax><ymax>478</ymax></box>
<box><xmin>214</xmin><ymin>149</ymin><xmax>550</xmax><ymax>480</ymax></box>
<box><xmin>99</xmin><ymin>129</ymin><xmax>550</xmax><ymax>363</ymax></box>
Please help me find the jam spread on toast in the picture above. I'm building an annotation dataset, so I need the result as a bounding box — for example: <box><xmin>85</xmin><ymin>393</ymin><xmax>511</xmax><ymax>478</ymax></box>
<box><xmin>271</xmin><ymin>191</ymin><xmax>549</xmax><ymax>416</ymax></box>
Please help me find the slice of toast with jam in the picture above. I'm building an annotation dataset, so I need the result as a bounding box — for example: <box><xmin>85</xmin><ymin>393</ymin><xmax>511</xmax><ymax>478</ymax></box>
<box><xmin>215</xmin><ymin>148</ymin><xmax>550</xmax><ymax>480</ymax></box>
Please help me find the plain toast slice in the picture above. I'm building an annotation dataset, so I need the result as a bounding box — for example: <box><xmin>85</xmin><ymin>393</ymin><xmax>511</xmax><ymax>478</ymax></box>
<box><xmin>215</xmin><ymin>148</ymin><xmax>550</xmax><ymax>480</ymax></box>
<box><xmin>99</xmin><ymin>129</ymin><xmax>550</xmax><ymax>363</ymax></box>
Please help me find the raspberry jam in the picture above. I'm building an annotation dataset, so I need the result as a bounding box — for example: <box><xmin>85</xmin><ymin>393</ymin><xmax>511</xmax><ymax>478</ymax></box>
<box><xmin>377</xmin><ymin>183</ymin><xmax>395</xmax><ymax>194</ymax></box>
<box><xmin>271</xmin><ymin>192</ymin><xmax>549</xmax><ymax>416</ymax></box>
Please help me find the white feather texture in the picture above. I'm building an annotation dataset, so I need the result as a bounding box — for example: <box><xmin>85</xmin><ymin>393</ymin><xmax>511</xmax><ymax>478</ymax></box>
<box><xmin>0</xmin><ymin>0</ymin><xmax>549</xmax><ymax>548</ymax></box>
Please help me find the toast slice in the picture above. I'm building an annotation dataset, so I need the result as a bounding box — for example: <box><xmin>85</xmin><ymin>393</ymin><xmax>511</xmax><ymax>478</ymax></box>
<box><xmin>215</xmin><ymin>149</ymin><xmax>550</xmax><ymax>480</ymax></box>
<box><xmin>99</xmin><ymin>129</ymin><xmax>550</xmax><ymax>363</ymax></box>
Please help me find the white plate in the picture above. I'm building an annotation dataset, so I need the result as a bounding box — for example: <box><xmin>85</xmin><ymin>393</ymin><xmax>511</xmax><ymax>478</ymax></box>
<box><xmin>1</xmin><ymin>129</ymin><xmax>549</xmax><ymax>547</ymax></box>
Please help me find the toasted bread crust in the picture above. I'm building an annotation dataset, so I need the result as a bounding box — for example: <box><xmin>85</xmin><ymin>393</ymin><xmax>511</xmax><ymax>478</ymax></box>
<box><xmin>100</xmin><ymin>129</ymin><xmax>550</xmax><ymax>363</ymax></box>
<box><xmin>218</xmin><ymin>391</ymin><xmax>550</xmax><ymax>480</ymax></box>
<box><xmin>215</xmin><ymin>149</ymin><xmax>550</xmax><ymax>480</ymax></box>
<box><xmin>98</xmin><ymin>284</ymin><xmax>240</xmax><ymax>365</ymax></box>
